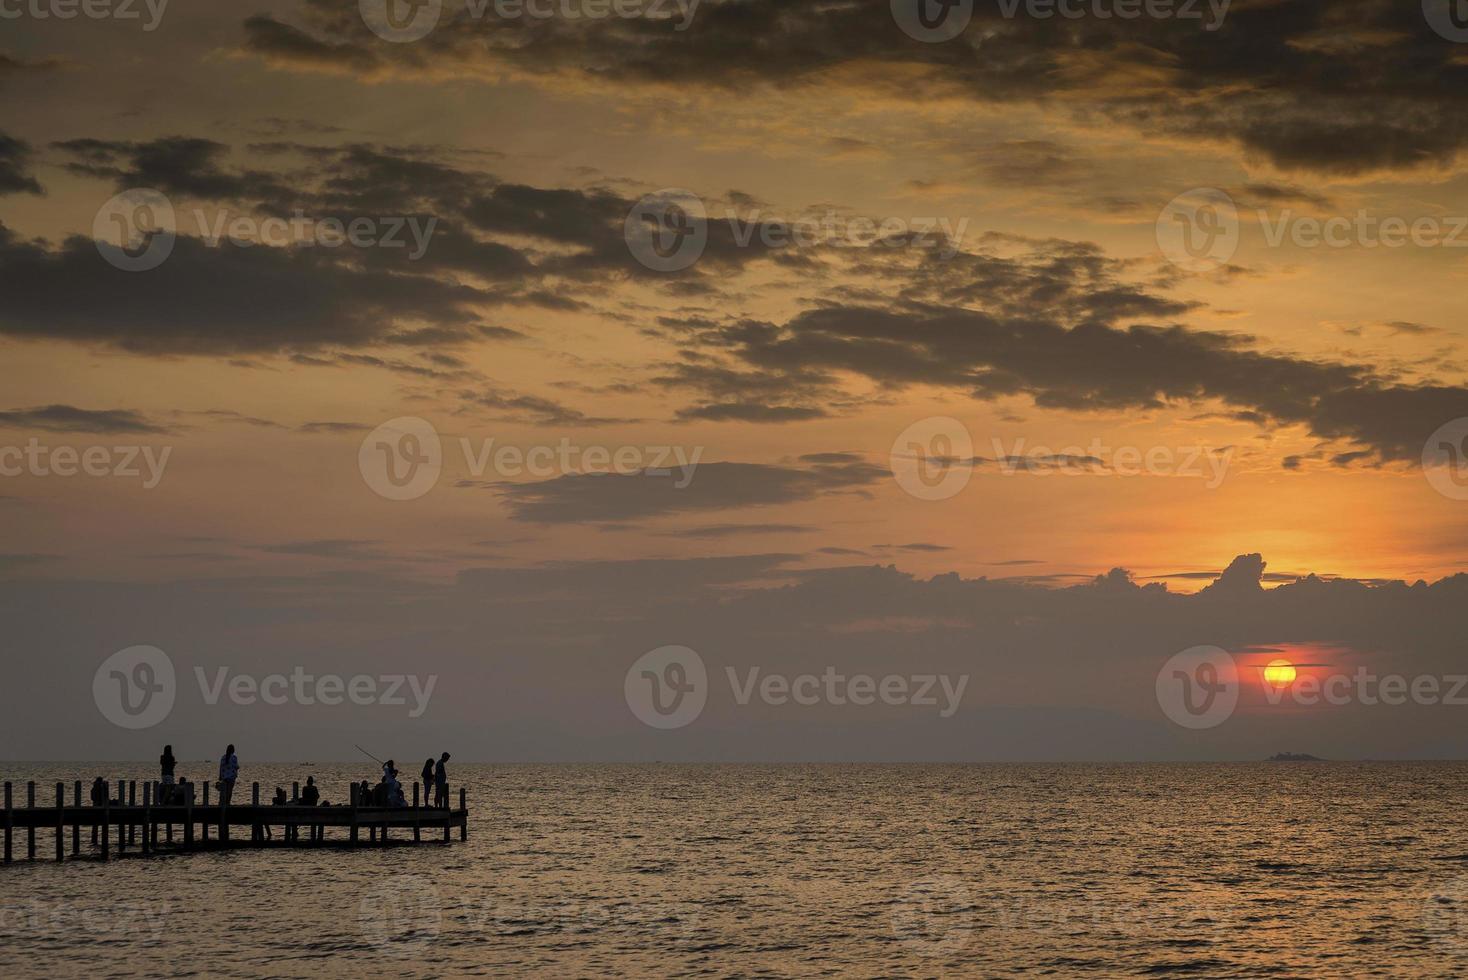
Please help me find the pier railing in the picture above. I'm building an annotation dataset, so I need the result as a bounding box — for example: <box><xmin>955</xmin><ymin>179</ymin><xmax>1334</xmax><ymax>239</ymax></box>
<box><xmin>1</xmin><ymin>777</ymin><xmax>468</xmax><ymax>863</ymax></box>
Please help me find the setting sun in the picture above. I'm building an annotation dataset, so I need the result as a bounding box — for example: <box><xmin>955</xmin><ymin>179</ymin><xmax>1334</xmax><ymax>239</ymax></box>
<box><xmin>1263</xmin><ymin>660</ymin><xmax>1298</xmax><ymax>687</ymax></box>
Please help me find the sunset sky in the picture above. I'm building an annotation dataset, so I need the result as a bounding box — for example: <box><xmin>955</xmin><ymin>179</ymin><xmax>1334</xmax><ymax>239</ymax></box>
<box><xmin>4</xmin><ymin>0</ymin><xmax>1468</xmax><ymax>760</ymax></box>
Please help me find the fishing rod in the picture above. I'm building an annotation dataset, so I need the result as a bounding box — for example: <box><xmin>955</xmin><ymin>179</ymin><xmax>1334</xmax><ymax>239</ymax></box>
<box><xmin>354</xmin><ymin>744</ymin><xmax>385</xmax><ymax>766</ymax></box>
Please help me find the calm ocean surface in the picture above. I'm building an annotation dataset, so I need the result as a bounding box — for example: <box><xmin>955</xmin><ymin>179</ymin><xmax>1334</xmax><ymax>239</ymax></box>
<box><xmin>3</xmin><ymin>763</ymin><xmax>1468</xmax><ymax>977</ymax></box>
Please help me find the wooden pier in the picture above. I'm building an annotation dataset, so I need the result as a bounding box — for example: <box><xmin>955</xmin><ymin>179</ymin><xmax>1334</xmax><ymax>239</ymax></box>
<box><xmin>1</xmin><ymin>778</ymin><xmax>468</xmax><ymax>863</ymax></box>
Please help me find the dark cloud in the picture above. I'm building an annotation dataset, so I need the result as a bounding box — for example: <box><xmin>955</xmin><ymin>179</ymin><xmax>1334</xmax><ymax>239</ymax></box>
<box><xmin>0</xmin><ymin>222</ymin><xmax>490</xmax><ymax>356</ymax></box>
<box><xmin>692</xmin><ymin>299</ymin><xmax>1468</xmax><ymax>463</ymax></box>
<box><xmin>658</xmin><ymin>523</ymin><xmax>817</xmax><ymax>538</ymax></box>
<box><xmin>54</xmin><ymin>136</ymin><xmax>295</xmax><ymax>202</ymax></box>
<box><xmin>0</xmin><ymin>132</ymin><xmax>42</xmax><ymax>196</ymax></box>
<box><xmin>486</xmin><ymin>458</ymin><xmax>887</xmax><ymax>523</ymax></box>
<box><xmin>237</xmin><ymin>0</ymin><xmax>1468</xmax><ymax>175</ymax></box>
<box><xmin>0</xmin><ymin>405</ymin><xmax>170</xmax><ymax>434</ymax></box>
<box><xmin>259</xmin><ymin>539</ymin><xmax>395</xmax><ymax>560</ymax></box>
<box><xmin>458</xmin><ymin>389</ymin><xmax>635</xmax><ymax>427</ymax></box>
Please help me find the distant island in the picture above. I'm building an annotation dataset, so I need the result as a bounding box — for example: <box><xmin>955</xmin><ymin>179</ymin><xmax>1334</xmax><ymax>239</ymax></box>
<box><xmin>1267</xmin><ymin>752</ymin><xmax>1324</xmax><ymax>762</ymax></box>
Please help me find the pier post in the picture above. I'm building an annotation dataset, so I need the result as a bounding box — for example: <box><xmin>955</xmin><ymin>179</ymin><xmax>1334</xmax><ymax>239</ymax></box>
<box><xmin>27</xmin><ymin>781</ymin><xmax>36</xmax><ymax>859</ymax></box>
<box><xmin>252</xmin><ymin>783</ymin><xmax>260</xmax><ymax>843</ymax></box>
<box><xmin>141</xmin><ymin>783</ymin><xmax>151</xmax><ymax>856</ymax></box>
<box><xmin>115</xmin><ymin>780</ymin><xmax>124</xmax><ymax>854</ymax></box>
<box><xmin>443</xmin><ymin>783</ymin><xmax>451</xmax><ymax>842</ymax></box>
<box><xmin>165</xmin><ymin>780</ymin><xmax>172</xmax><ymax>844</ymax></box>
<box><xmin>460</xmin><ymin>787</ymin><xmax>467</xmax><ymax>841</ymax></box>
<box><xmin>413</xmin><ymin>783</ymin><xmax>420</xmax><ymax>841</ymax></box>
<box><xmin>4</xmin><ymin>782</ymin><xmax>11</xmax><ymax>864</ymax></box>
<box><xmin>202</xmin><ymin>781</ymin><xmax>209</xmax><ymax>843</ymax></box>
<box><xmin>127</xmin><ymin>781</ymin><xmax>136</xmax><ymax>847</ymax></box>
<box><xmin>101</xmin><ymin>792</ymin><xmax>109</xmax><ymax>862</ymax></box>
<box><xmin>72</xmin><ymin>781</ymin><xmax>80</xmax><ymax>856</ymax></box>
<box><xmin>55</xmin><ymin>783</ymin><xmax>63</xmax><ymax>862</ymax></box>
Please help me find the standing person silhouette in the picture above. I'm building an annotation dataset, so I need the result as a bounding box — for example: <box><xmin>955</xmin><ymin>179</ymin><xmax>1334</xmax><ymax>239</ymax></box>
<box><xmin>159</xmin><ymin>744</ymin><xmax>177</xmax><ymax>803</ymax></box>
<box><xmin>218</xmin><ymin>744</ymin><xmax>239</xmax><ymax>806</ymax></box>
<box><xmin>434</xmin><ymin>752</ymin><xmax>450</xmax><ymax>809</ymax></box>
<box><xmin>420</xmin><ymin>758</ymin><xmax>434</xmax><ymax>807</ymax></box>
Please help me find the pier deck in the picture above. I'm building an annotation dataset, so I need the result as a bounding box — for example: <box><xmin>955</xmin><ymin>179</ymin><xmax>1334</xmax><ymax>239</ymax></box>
<box><xmin>2</xmin><ymin>778</ymin><xmax>468</xmax><ymax>863</ymax></box>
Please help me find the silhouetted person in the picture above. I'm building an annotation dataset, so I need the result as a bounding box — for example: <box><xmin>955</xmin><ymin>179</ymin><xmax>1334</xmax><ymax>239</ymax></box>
<box><xmin>300</xmin><ymin>776</ymin><xmax>320</xmax><ymax>806</ymax></box>
<box><xmin>376</xmin><ymin>761</ymin><xmax>404</xmax><ymax>807</ymax></box>
<box><xmin>357</xmin><ymin>779</ymin><xmax>371</xmax><ymax>807</ymax></box>
<box><xmin>421</xmin><ymin>758</ymin><xmax>434</xmax><ymax>806</ymax></box>
<box><xmin>89</xmin><ymin>776</ymin><xmax>107</xmax><ymax>844</ymax></box>
<box><xmin>434</xmin><ymin>752</ymin><xmax>450</xmax><ymax>808</ymax></box>
<box><xmin>218</xmin><ymin>744</ymin><xmax>239</xmax><ymax>806</ymax></box>
<box><xmin>160</xmin><ymin>744</ymin><xmax>177</xmax><ymax>803</ymax></box>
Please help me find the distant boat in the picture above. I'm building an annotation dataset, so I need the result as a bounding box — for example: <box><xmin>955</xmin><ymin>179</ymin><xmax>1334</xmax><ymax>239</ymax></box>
<box><xmin>1267</xmin><ymin>752</ymin><xmax>1323</xmax><ymax>762</ymax></box>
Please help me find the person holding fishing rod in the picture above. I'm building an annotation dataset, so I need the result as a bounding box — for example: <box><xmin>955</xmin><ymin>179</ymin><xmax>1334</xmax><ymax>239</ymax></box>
<box><xmin>355</xmin><ymin>745</ymin><xmax>419</xmax><ymax>808</ymax></box>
